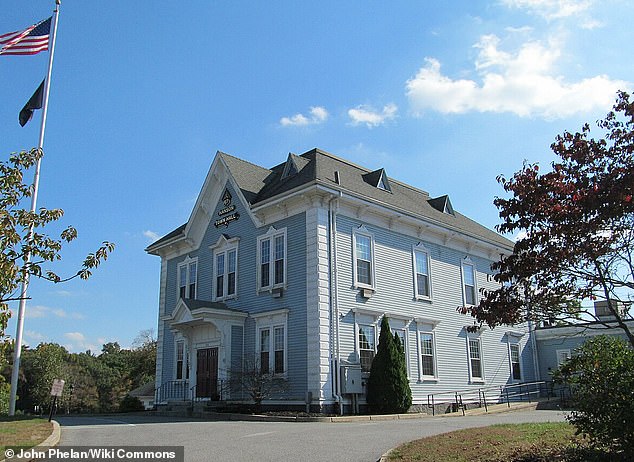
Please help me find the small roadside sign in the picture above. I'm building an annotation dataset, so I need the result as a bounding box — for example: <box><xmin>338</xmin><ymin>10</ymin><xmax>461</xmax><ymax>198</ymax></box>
<box><xmin>50</xmin><ymin>378</ymin><xmax>65</xmax><ymax>397</ymax></box>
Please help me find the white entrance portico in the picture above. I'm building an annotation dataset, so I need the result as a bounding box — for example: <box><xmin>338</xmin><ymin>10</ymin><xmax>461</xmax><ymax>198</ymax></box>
<box><xmin>161</xmin><ymin>298</ymin><xmax>247</xmax><ymax>400</ymax></box>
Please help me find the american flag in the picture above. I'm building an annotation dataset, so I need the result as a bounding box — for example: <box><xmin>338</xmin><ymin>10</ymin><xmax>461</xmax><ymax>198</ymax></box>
<box><xmin>0</xmin><ymin>17</ymin><xmax>51</xmax><ymax>56</ymax></box>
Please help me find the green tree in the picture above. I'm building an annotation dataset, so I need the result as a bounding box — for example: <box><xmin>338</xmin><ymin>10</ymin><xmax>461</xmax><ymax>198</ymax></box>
<box><xmin>129</xmin><ymin>329</ymin><xmax>157</xmax><ymax>389</ymax></box>
<box><xmin>462</xmin><ymin>92</ymin><xmax>634</xmax><ymax>346</ymax></box>
<box><xmin>19</xmin><ymin>343</ymin><xmax>68</xmax><ymax>413</ymax></box>
<box><xmin>366</xmin><ymin>317</ymin><xmax>412</xmax><ymax>414</ymax></box>
<box><xmin>0</xmin><ymin>148</ymin><xmax>115</xmax><ymax>340</ymax></box>
<box><xmin>64</xmin><ymin>353</ymin><xmax>100</xmax><ymax>413</ymax></box>
<box><xmin>555</xmin><ymin>335</ymin><xmax>634</xmax><ymax>456</ymax></box>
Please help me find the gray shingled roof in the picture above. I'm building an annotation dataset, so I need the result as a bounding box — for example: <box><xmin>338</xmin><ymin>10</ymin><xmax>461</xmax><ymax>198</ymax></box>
<box><xmin>148</xmin><ymin>148</ymin><xmax>513</xmax><ymax>251</ymax></box>
<box><xmin>181</xmin><ymin>298</ymin><xmax>246</xmax><ymax>315</ymax></box>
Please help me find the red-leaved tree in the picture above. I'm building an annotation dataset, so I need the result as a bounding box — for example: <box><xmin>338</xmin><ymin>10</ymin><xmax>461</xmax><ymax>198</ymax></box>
<box><xmin>461</xmin><ymin>91</ymin><xmax>634</xmax><ymax>347</ymax></box>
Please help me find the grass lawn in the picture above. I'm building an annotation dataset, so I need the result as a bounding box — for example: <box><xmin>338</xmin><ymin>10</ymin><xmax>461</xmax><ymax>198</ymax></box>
<box><xmin>387</xmin><ymin>422</ymin><xmax>627</xmax><ymax>462</ymax></box>
<box><xmin>0</xmin><ymin>417</ymin><xmax>52</xmax><ymax>452</ymax></box>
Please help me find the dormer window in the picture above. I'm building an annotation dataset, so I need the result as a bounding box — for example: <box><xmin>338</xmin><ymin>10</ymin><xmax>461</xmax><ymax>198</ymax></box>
<box><xmin>377</xmin><ymin>174</ymin><xmax>389</xmax><ymax>191</ymax></box>
<box><xmin>362</xmin><ymin>168</ymin><xmax>391</xmax><ymax>192</ymax></box>
<box><xmin>281</xmin><ymin>153</ymin><xmax>299</xmax><ymax>179</ymax></box>
<box><xmin>428</xmin><ymin>195</ymin><xmax>455</xmax><ymax>216</ymax></box>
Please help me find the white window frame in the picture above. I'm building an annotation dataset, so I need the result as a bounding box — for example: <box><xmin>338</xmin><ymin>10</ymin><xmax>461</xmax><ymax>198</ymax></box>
<box><xmin>211</xmin><ymin>236</ymin><xmax>240</xmax><ymax>302</ymax></box>
<box><xmin>461</xmin><ymin>257</ymin><xmax>477</xmax><ymax>306</ymax></box>
<box><xmin>418</xmin><ymin>331</ymin><xmax>437</xmax><ymax>381</ymax></box>
<box><xmin>257</xmin><ymin>227</ymin><xmax>287</xmax><ymax>292</ymax></box>
<box><xmin>415</xmin><ymin>319</ymin><xmax>439</xmax><ymax>382</ymax></box>
<box><xmin>177</xmin><ymin>256</ymin><xmax>198</xmax><ymax>300</ymax></box>
<box><xmin>389</xmin><ymin>321</ymin><xmax>412</xmax><ymax>377</ymax></box>
<box><xmin>253</xmin><ymin>309</ymin><xmax>288</xmax><ymax>376</ymax></box>
<box><xmin>357</xmin><ymin>323</ymin><xmax>377</xmax><ymax>373</ymax></box>
<box><xmin>466</xmin><ymin>333</ymin><xmax>485</xmax><ymax>383</ymax></box>
<box><xmin>556</xmin><ymin>349</ymin><xmax>571</xmax><ymax>367</ymax></box>
<box><xmin>352</xmin><ymin>226</ymin><xmax>375</xmax><ymax>290</ymax></box>
<box><xmin>412</xmin><ymin>243</ymin><xmax>432</xmax><ymax>300</ymax></box>
<box><xmin>509</xmin><ymin>343</ymin><xmax>522</xmax><ymax>382</ymax></box>
<box><xmin>174</xmin><ymin>339</ymin><xmax>189</xmax><ymax>381</ymax></box>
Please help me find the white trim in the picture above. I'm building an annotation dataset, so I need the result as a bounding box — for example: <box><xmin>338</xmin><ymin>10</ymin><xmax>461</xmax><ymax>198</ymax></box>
<box><xmin>466</xmin><ymin>332</ymin><xmax>485</xmax><ymax>383</ymax></box>
<box><xmin>461</xmin><ymin>257</ymin><xmax>477</xmax><ymax>307</ymax></box>
<box><xmin>417</xmin><ymin>328</ymin><xmax>438</xmax><ymax>382</ymax></box>
<box><xmin>254</xmin><ymin>309</ymin><xmax>288</xmax><ymax>375</ymax></box>
<box><xmin>352</xmin><ymin>225</ymin><xmax>375</xmax><ymax>290</ymax></box>
<box><xmin>357</xmin><ymin>323</ymin><xmax>377</xmax><ymax>373</ymax></box>
<box><xmin>177</xmin><ymin>256</ymin><xmax>198</xmax><ymax>300</ymax></box>
<box><xmin>556</xmin><ymin>349</ymin><xmax>571</xmax><ymax>367</ymax></box>
<box><xmin>256</xmin><ymin>226</ymin><xmax>288</xmax><ymax>292</ymax></box>
<box><xmin>174</xmin><ymin>337</ymin><xmax>189</xmax><ymax>381</ymax></box>
<box><xmin>412</xmin><ymin>242</ymin><xmax>432</xmax><ymax>301</ymax></box>
<box><xmin>508</xmin><ymin>342</ymin><xmax>522</xmax><ymax>382</ymax></box>
<box><xmin>211</xmin><ymin>236</ymin><xmax>240</xmax><ymax>302</ymax></box>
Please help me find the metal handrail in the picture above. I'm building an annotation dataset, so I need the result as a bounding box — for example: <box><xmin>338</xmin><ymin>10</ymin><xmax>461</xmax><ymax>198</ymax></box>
<box><xmin>155</xmin><ymin>380</ymin><xmax>190</xmax><ymax>405</ymax></box>
<box><xmin>427</xmin><ymin>380</ymin><xmax>549</xmax><ymax>416</ymax></box>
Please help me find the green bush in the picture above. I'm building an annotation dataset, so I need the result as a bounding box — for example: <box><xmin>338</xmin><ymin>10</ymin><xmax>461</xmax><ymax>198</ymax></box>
<box><xmin>366</xmin><ymin>317</ymin><xmax>412</xmax><ymax>414</ymax></box>
<box><xmin>118</xmin><ymin>394</ymin><xmax>145</xmax><ymax>412</ymax></box>
<box><xmin>555</xmin><ymin>335</ymin><xmax>634</xmax><ymax>456</ymax></box>
<box><xmin>0</xmin><ymin>378</ymin><xmax>10</xmax><ymax>415</ymax></box>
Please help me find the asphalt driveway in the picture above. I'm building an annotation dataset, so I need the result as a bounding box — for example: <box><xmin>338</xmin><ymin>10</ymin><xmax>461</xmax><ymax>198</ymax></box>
<box><xmin>55</xmin><ymin>408</ymin><xmax>567</xmax><ymax>462</ymax></box>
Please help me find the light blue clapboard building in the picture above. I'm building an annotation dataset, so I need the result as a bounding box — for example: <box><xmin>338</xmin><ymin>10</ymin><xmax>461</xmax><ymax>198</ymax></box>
<box><xmin>146</xmin><ymin>148</ymin><xmax>538</xmax><ymax>413</ymax></box>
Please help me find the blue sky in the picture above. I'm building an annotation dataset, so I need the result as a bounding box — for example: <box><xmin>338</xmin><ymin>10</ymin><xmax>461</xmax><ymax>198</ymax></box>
<box><xmin>2</xmin><ymin>0</ymin><xmax>632</xmax><ymax>353</ymax></box>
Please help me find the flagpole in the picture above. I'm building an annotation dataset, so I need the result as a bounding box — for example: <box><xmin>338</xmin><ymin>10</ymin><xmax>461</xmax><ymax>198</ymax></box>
<box><xmin>9</xmin><ymin>0</ymin><xmax>61</xmax><ymax>416</ymax></box>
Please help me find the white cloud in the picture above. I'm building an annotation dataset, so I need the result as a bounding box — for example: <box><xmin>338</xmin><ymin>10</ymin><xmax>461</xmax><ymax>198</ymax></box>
<box><xmin>501</xmin><ymin>0</ymin><xmax>593</xmax><ymax>20</ymax></box>
<box><xmin>64</xmin><ymin>332</ymin><xmax>99</xmax><ymax>353</ymax></box>
<box><xmin>280</xmin><ymin>106</ymin><xmax>329</xmax><ymax>126</ymax></box>
<box><xmin>25</xmin><ymin>330</ymin><xmax>46</xmax><ymax>343</ymax></box>
<box><xmin>348</xmin><ymin>103</ymin><xmax>398</xmax><ymax>127</ymax></box>
<box><xmin>406</xmin><ymin>35</ymin><xmax>628</xmax><ymax>119</ymax></box>
<box><xmin>25</xmin><ymin>305</ymin><xmax>51</xmax><ymax>319</ymax></box>
<box><xmin>143</xmin><ymin>230</ymin><xmax>160</xmax><ymax>242</ymax></box>
<box><xmin>24</xmin><ymin>304</ymin><xmax>84</xmax><ymax>319</ymax></box>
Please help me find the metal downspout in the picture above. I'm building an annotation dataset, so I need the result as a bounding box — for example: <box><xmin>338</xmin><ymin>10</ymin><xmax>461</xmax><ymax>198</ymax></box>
<box><xmin>529</xmin><ymin>319</ymin><xmax>541</xmax><ymax>381</ymax></box>
<box><xmin>328</xmin><ymin>194</ymin><xmax>343</xmax><ymax>414</ymax></box>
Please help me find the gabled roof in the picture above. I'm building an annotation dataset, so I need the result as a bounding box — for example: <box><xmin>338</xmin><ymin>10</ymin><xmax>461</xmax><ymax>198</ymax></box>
<box><xmin>146</xmin><ymin>147</ymin><xmax>513</xmax><ymax>252</ymax></box>
<box><xmin>129</xmin><ymin>381</ymin><xmax>155</xmax><ymax>397</ymax></box>
<box><xmin>217</xmin><ymin>151</ymin><xmax>272</xmax><ymax>204</ymax></box>
<box><xmin>145</xmin><ymin>223</ymin><xmax>186</xmax><ymax>253</ymax></box>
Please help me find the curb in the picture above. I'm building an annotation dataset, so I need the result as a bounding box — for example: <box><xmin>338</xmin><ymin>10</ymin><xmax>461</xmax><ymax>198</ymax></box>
<box><xmin>376</xmin><ymin>401</ymin><xmax>544</xmax><ymax>461</ymax></box>
<box><xmin>1</xmin><ymin>420</ymin><xmax>60</xmax><ymax>462</ymax></box>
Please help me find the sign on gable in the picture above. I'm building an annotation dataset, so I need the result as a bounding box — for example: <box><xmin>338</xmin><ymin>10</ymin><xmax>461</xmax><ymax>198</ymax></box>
<box><xmin>215</xmin><ymin>188</ymin><xmax>240</xmax><ymax>228</ymax></box>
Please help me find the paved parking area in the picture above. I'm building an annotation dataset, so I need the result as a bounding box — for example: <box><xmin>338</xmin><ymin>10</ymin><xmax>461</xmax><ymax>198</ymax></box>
<box><xmin>55</xmin><ymin>408</ymin><xmax>567</xmax><ymax>462</ymax></box>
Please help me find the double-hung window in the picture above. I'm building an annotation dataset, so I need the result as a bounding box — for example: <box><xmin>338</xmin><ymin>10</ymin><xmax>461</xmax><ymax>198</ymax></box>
<box><xmin>467</xmin><ymin>336</ymin><xmax>484</xmax><ymax>382</ymax></box>
<box><xmin>510</xmin><ymin>343</ymin><xmax>521</xmax><ymax>381</ymax></box>
<box><xmin>556</xmin><ymin>349</ymin><xmax>571</xmax><ymax>367</ymax></box>
<box><xmin>175</xmin><ymin>340</ymin><xmax>189</xmax><ymax>380</ymax></box>
<box><xmin>462</xmin><ymin>258</ymin><xmax>477</xmax><ymax>306</ymax></box>
<box><xmin>416</xmin><ymin>320</ymin><xmax>439</xmax><ymax>381</ymax></box>
<box><xmin>413</xmin><ymin>243</ymin><xmax>431</xmax><ymax>299</ymax></box>
<box><xmin>254</xmin><ymin>309</ymin><xmax>288</xmax><ymax>375</ymax></box>
<box><xmin>259</xmin><ymin>328</ymin><xmax>271</xmax><ymax>374</ymax></box>
<box><xmin>211</xmin><ymin>235</ymin><xmax>239</xmax><ymax>301</ymax></box>
<box><xmin>353</xmin><ymin>227</ymin><xmax>374</xmax><ymax>289</ymax></box>
<box><xmin>420</xmin><ymin>332</ymin><xmax>435</xmax><ymax>378</ymax></box>
<box><xmin>214</xmin><ymin>249</ymin><xmax>237</xmax><ymax>300</ymax></box>
<box><xmin>358</xmin><ymin>324</ymin><xmax>376</xmax><ymax>372</ymax></box>
<box><xmin>178</xmin><ymin>258</ymin><xmax>197</xmax><ymax>299</ymax></box>
<box><xmin>257</xmin><ymin>227</ymin><xmax>287</xmax><ymax>291</ymax></box>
